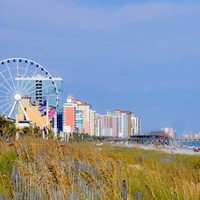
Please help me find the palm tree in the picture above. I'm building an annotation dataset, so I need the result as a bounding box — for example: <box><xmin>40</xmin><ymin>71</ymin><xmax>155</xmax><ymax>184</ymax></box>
<box><xmin>0</xmin><ymin>115</ymin><xmax>17</xmax><ymax>141</ymax></box>
<box><xmin>22</xmin><ymin>126</ymin><xmax>33</xmax><ymax>136</ymax></box>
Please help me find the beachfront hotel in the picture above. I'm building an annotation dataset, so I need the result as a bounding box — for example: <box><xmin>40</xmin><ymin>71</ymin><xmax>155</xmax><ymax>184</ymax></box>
<box><xmin>62</xmin><ymin>94</ymin><xmax>142</xmax><ymax>138</ymax></box>
<box><xmin>63</xmin><ymin>94</ymin><xmax>96</xmax><ymax>135</ymax></box>
<box><xmin>115</xmin><ymin>109</ymin><xmax>132</xmax><ymax>138</ymax></box>
<box><xmin>131</xmin><ymin>114</ymin><xmax>142</xmax><ymax>135</ymax></box>
<box><xmin>96</xmin><ymin>109</ymin><xmax>118</xmax><ymax>137</ymax></box>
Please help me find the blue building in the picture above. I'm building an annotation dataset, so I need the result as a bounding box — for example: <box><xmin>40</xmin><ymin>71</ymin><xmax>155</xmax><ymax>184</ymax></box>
<box><xmin>75</xmin><ymin>109</ymin><xmax>84</xmax><ymax>133</ymax></box>
<box><xmin>52</xmin><ymin>77</ymin><xmax>63</xmax><ymax>132</ymax></box>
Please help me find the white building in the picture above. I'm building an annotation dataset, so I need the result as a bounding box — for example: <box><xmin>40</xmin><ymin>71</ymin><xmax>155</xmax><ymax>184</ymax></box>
<box><xmin>131</xmin><ymin>114</ymin><xmax>142</xmax><ymax>135</ymax></box>
<box><xmin>161</xmin><ymin>127</ymin><xmax>174</xmax><ymax>138</ymax></box>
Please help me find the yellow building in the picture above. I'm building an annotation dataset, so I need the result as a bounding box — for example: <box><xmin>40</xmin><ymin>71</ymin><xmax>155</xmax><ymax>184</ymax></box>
<box><xmin>74</xmin><ymin>100</ymin><xmax>92</xmax><ymax>135</ymax></box>
<box><xmin>18</xmin><ymin>97</ymin><xmax>51</xmax><ymax>130</ymax></box>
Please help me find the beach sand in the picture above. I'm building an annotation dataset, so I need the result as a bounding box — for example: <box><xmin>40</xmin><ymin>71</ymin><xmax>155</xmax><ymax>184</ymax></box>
<box><xmin>115</xmin><ymin>142</ymin><xmax>200</xmax><ymax>155</ymax></box>
<box><xmin>161</xmin><ymin>147</ymin><xmax>200</xmax><ymax>155</ymax></box>
<box><xmin>139</xmin><ymin>144</ymin><xmax>200</xmax><ymax>155</ymax></box>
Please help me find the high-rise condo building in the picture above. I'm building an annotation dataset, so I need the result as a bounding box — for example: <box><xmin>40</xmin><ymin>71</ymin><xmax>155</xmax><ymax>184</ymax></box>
<box><xmin>74</xmin><ymin>100</ymin><xmax>93</xmax><ymax>135</ymax></box>
<box><xmin>131</xmin><ymin>114</ymin><xmax>142</xmax><ymax>135</ymax></box>
<box><xmin>96</xmin><ymin>110</ymin><xmax>118</xmax><ymax>137</ymax></box>
<box><xmin>63</xmin><ymin>94</ymin><xmax>76</xmax><ymax>133</ymax></box>
<box><xmin>115</xmin><ymin>109</ymin><xmax>132</xmax><ymax>138</ymax></box>
<box><xmin>63</xmin><ymin>94</ymin><xmax>94</xmax><ymax>135</ymax></box>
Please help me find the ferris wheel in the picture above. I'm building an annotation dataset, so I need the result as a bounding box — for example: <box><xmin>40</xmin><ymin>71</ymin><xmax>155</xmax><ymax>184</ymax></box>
<box><xmin>0</xmin><ymin>58</ymin><xmax>59</xmax><ymax>128</ymax></box>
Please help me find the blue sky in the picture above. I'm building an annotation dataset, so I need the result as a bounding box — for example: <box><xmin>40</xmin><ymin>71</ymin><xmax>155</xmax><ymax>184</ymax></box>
<box><xmin>1</xmin><ymin>0</ymin><xmax>200</xmax><ymax>135</ymax></box>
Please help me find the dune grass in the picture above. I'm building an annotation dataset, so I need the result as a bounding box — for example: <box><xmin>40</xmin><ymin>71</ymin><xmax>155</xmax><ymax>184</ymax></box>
<box><xmin>0</xmin><ymin>138</ymin><xmax>200</xmax><ymax>199</ymax></box>
<box><xmin>102</xmin><ymin>144</ymin><xmax>200</xmax><ymax>199</ymax></box>
<box><xmin>0</xmin><ymin>142</ymin><xmax>17</xmax><ymax>197</ymax></box>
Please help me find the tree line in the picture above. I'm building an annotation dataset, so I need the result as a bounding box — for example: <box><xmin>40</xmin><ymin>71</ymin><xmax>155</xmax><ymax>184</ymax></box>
<box><xmin>0</xmin><ymin>116</ymin><xmax>39</xmax><ymax>141</ymax></box>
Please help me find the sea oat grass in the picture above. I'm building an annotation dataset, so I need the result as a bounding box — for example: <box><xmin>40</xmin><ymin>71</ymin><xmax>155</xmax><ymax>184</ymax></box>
<box><xmin>0</xmin><ymin>147</ymin><xmax>17</xmax><ymax>197</ymax></box>
<box><xmin>0</xmin><ymin>138</ymin><xmax>200</xmax><ymax>199</ymax></box>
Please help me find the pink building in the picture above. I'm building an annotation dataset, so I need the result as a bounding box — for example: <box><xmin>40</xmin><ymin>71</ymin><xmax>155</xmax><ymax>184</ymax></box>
<box><xmin>63</xmin><ymin>106</ymin><xmax>76</xmax><ymax>132</ymax></box>
<box><xmin>63</xmin><ymin>95</ymin><xmax>76</xmax><ymax>133</ymax></box>
<box><xmin>96</xmin><ymin>111</ymin><xmax>118</xmax><ymax>137</ymax></box>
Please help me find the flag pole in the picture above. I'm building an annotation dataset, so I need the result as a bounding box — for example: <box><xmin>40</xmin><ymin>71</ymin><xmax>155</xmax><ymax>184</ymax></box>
<box><xmin>54</xmin><ymin>109</ymin><xmax>57</xmax><ymax>139</ymax></box>
<box><xmin>46</xmin><ymin>98</ymin><xmax>49</xmax><ymax>128</ymax></box>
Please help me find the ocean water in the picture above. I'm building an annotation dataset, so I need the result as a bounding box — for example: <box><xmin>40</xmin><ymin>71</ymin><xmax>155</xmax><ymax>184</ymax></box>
<box><xmin>177</xmin><ymin>140</ymin><xmax>200</xmax><ymax>148</ymax></box>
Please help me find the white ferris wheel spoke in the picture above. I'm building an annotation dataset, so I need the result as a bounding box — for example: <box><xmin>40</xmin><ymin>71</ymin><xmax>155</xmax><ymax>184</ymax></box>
<box><xmin>25</xmin><ymin>88</ymin><xmax>42</xmax><ymax>97</ymax></box>
<box><xmin>0</xmin><ymin>105</ymin><xmax>6</xmax><ymax>114</ymax></box>
<box><xmin>22</xmin><ymin>76</ymin><xmax>52</xmax><ymax>100</ymax></box>
<box><xmin>0</xmin><ymin>98</ymin><xmax>13</xmax><ymax>108</ymax></box>
<box><xmin>0</xmin><ymin>106</ymin><xmax>4</xmax><ymax>114</ymax></box>
<box><xmin>21</xmin><ymin>66</ymin><xmax>40</xmax><ymax>95</ymax></box>
<box><xmin>0</xmin><ymin>100</ymin><xmax>12</xmax><ymax>113</ymax></box>
<box><xmin>19</xmin><ymin>61</ymin><xmax>30</xmax><ymax>92</ymax></box>
<box><xmin>16</xmin><ymin>59</ymin><xmax>21</xmax><ymax>91</ymax></box>
<box><xmin>8</xmin><ymin>101</ymin><xmax>17</xmax><ymax>118</ymax></box>
<box><xmin>0</xmin><ymin>71</ymin><xmax>15</xmax><ymax>93</ymax></box>
<box><xmin>0</xmin><ymin>99</ymin><xmax>14</xmax><ymax>116</ymax></box>
<box><xmin>42</xmin><ymin>81</ymin><xmax>54</xmax><ymax>97</ymax></box>
<box><xmin>22</xmin><ymin>80</ymin><xmax>38</xmax><ymax>97</ymax></box>
<box><xmin>22</xmin><ymin>81</ymin><xmax>51</xmax><ymax>98</ymax></box>
<box><xmin>0</xmin><ymin>84</ymin><xmax>13</xmax><ymax>97</ymax></box>
<box><xmin>6</xmin><ymin>62</ymin><xmax>17</xmax><ymax>92</ymax></box>
<box><xmin>0</xmin><ymin>84</ymin><xmax>13</xmax><ymax>94</ymax></box>
<box><xmin>0</xmin><ymin>98</ymin><xmax>13</xmax><ymax>104</ymax></box>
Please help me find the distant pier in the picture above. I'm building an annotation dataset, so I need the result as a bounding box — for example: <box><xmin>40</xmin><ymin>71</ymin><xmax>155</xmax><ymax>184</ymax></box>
<box><xmin>110</xmin><ymin>135</ymin><xmax>200</xmax><ymax>146</ymax></box>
